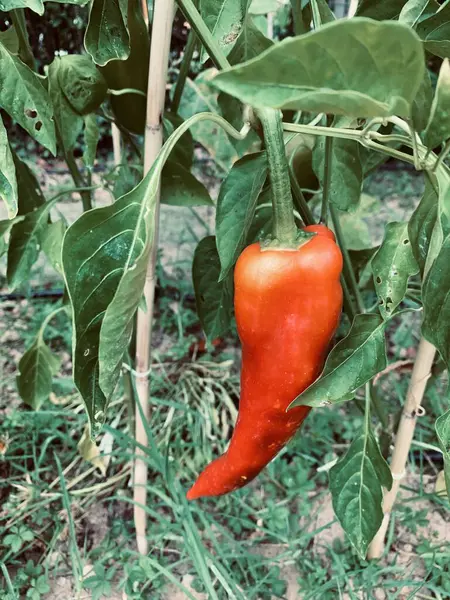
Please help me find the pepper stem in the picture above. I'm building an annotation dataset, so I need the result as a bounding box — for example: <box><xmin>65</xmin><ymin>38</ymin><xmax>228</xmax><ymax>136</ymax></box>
<box><xmin>256</xmin><ymin>108</ymin><xmax>298</xmax><ymax>245</ymax></box>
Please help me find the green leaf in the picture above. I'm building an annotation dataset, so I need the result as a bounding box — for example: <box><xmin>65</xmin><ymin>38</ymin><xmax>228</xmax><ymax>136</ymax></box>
<box><xmin>424</xmin><ymin>59</ymin><xmax>450</xmax><ymax>149</ymax></box>
<box><xmin>7</xmin><ymin>202</ymin><xmax>53</xmax><ymax>290</ymax></box>
<box><xmin>417</xmin><ymin>3</ymin><xmax>450</xmax><ymax>58</ymax></box>
<box><xmin>193</xmin><ymin>236</ymin><xmax>234</xmax><ymax>340</ymax></box>
<box><xmin>83</xmin><ymin>114</ymin><xmax>100</xmax><ymax>169</ymax></box>
<box><xmin>57</xmin><ymin>54</ymin><xmax>107</xmax><ymax>115</ymax></box>
<box><xmin>411</xmin><ymin>68</ymin><xmax>433</xmax><ymax>132</ymax></box>
<box><xmin>40</xmin><ymin>220</ymin><xmax>66</xmax><ymax>274</ymax></box>
<box><xmin>216</xmin><ymin>151</ymin><xmax>268</xmax><ymax>279</ymax></box>
<box><xmin>0</xmin><ymin>0</ymin><xmax>44</xmax><ymax>14</ymax></box>
<box><xmin>249</xmin><ymin>0</ymin><xmax>279</xmax><ymax>13</ymax></box>
<box><xmin>408</xmin><ymin>176</ymin><xmax>438</xmax><ymax>275</ymax></box>
<box><xmin>0</xmin><ymin>26</ymin><xmax>19</xmax><ymax>54</ymax></box>
<box><xmin>308</xmin><ymin>0</ymin><xmax>335</xmax><ymax>23</ymax></box>
<box><xmin>161</xmin><ymin>161</ymin><xmax>213</xmax><ymax>207</ymax></box>
<box><xmin>313</xmin><ymin>138</ymin><xmax>362</xmax><ymax>211</ymax></box>
<box><xmin>338</xmin><ymin>194</ymin><xmax>381</xmax><ymax>250</ymax></box>
<box><xmin>227</xmin><ymin>14</ymin><xmax>273</xmax><ymax>65</ymax></box>
<box><xmin>290</xmin><ymin>314</ymin><xmax>387</xmax><ymax>408</ymax></box>
<box><xmin>0</xmin><ymin>114</ymin><xmax>18</xmax><ymax>219</ymax></box>
<box><xmin>355</xmin><ymin>0</ymin><xmax>408</xmax><ymax>20</ymax></box>
<box><xmin>16</xmin><ymin>334</ymin><xmax>61</xmax><ymax>410</ymax></box>
<box><xmin>330</xmin><ymin>429</ymin><xmax>393</xmax><ymax>559</ymax></box>
<box><xmin>213</xmin><ymin>18</ymin><xmax>425</xmax><ymax>118</ymax></box>
<box><xmin>372</xmin><ymin>222</ymin><xmax>419</xmax><ymax>318</ymax></box>
<box><xmin>435</xmin><ymin>409</ymin><xmax>450</xmax><ymax>502</ymax></box>
<box><xmin>399</xmin><ymin>0</ymin><xmax>439</xmax><ymax>28</ymax></box>
<box><xmin>0</xmin><ymin>43</ymin><xmax>56</xmax><ymax>154</ymax></box>
<box><xmin>200</xmin><ymin>0</ymin><xmax>248</xmax><ymax>63</ymax></box>
<box><xmin>290</xmin><ymin>0</ymin><xmax>312</xmax><ymax>36</ymax></box>
<box><xmin>0</xmin><ymin>216</ymin><xmax>23</xmax><ymax>257</ymax></box>
<box><xmin>178</xmin><ymin>71</ymin><xmax>238</xmax><ymax>172</ymax></box>
<box><xmin>112</xmin><ymin>164</ymin><xmax>142</xmax><ymax>198</ymax></box>
<box><xmin>163</xmin><ymin>113</ymin><xmax>194</xmax><ymax>168</ymax></box>
<box><xmin>13</xmin><ymin>153</ymin><xmax>45</xmax><ymax>216</ymax></box>
<box><xmin>48</xmin><ymin>57</ymin><xmax>84</xmax><ymax>152</ymax></box>
<box><xmin>84</xmin><ymin>0</ymin><xmax>130</xmax><ymax>66</ymax></box>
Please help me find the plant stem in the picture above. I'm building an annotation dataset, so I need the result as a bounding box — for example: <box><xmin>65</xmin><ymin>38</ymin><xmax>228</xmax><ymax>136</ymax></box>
<box><xmin>134</xmin><ymin>0</ymin><xmax>175</xmax><ymax>557</ymax></box>
<box><xmin>310</xmin><ymin>0</ymin><xmax>322</xmax><ymax>28</ymax></box>
<box><xmin>257</xmin><ymin>108</ymin><xmax>297</xmax><ymax>245</ymax></box>
<box><xmin>320</xmin><ymin>135</ymin><xmax>333</xmax><ymax>225</ymax></box>
<box><xmin>55</xmin><ymin>129</ymin><xmax>92</xmax><ymax>212</ymax></box>
<box><xmin>330</xmin><ymin>205</ymin><xmax>365</xmax><ymax>314</ymax></box>
<box><xmin>289</xmin><ymin>161</ymin><xmax>315</xmax><ymax>226</ymax></box>
<box><xmin>367</xmin><ymin>337</ymin><xmax>436</xmax><ymax>559</ymax></box>
<box><xmin>10</xmin><ymin>9</ymin><xmax>35</xmax><ymax>70</ymax></box>
<box><xmin>171</xmin><ymin>29</ymin><xmax>197</xmax><ymax>114</ymax></box>
<box><xmin>177</xmin><ymin>0</ymin><xmax>230</xmax><ymax>70</ymax></box>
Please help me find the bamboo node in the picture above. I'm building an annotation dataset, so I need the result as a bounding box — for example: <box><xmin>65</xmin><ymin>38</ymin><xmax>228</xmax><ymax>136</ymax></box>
<box><xmin>391</xmin><ymin>469</ymin><xmax>406</xmax><ymax>481</ymax></box>
<box><xmin>122</xmin><ymin>362</ymin><xmax>152</xmax><ymax>379</ymax></box>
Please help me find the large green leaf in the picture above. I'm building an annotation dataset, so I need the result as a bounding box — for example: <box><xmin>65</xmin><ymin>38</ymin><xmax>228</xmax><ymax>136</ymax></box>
<box><xmin>216</xmin><ymin>151</ymin><xmax>268</xmax><ymax>280</ymax></box>
<box><xmin>57</xmin><ymin>54</ymin><xmax>107</xmax><ymax>115</ymax></box>
<box><xmin>84</xmin><ymin>0</ymin><xmax>130</xmax><ymax>66</ymax></box>
<box><xmin>193</xmin><ymin>236</ymin><xmax>234</xmax><ymax>340</ymax></box>
<box><xmin>16</xmin><ymin>334</ymin><xmax>61</xmax><ymax>410</ymax></box>
<box><xmin>7</xmin><ymin>202</ymin><xmax>54</xmax><ymax>290</ymax></box>
<box><xmin>0</xmin><ymin>43</ymin><xmax>56</xmax><ymax>154</ymax></box>
<box><xmin>200</xmin><ymin>0</ymin><xmax>248</xmax><ymax>63</ymax></box>
<box><xmin>161</xmin><ymin>161</ymin><xmax>213</xmax><ymax>207</ymax></box>
<box><xmin>0</xmin><ymin>26</ymin><xmax>19</xmax><ymax>54</ymax></box>
<box><xmin>435</xmin><ymin>409</ymin><xmax>450</xmax><ymax>501</ymax></box>
<box><xmin>313</xmin><ymin>138</ymin><xmax>362</xmax><ymax>212</ymax></box>
<box><xmin>0</xmin><ymin>114</ymin><xmax>18</xmax><ymax>219</ymax></box>
<box><xmin>290</xmin><ymin>314</ymin><xmax>388</xmax><ymax>408</ymax></box>
<box><xmin>371</xmin><ymin>222</ymin><xmax>419</xmax><ymax>319</ymax></box>
<box><xmin>48</xmin><ymin>57</ymin><xmax>84</xmax><ymax>152</ymax></box>
<box><xmin>408</xmin><ymin>176</ymin><xmax>438</xmax><ymax>276</ymax></box>
<box><xmin>424</xmin><ymin>59</ymin><xmax>450</xmax><ymax>149</ymax></box>
<box><xmin>417</xmin><ymin>4</ymin><xmax>450</xmax><ymax>59</ymax></box>
<box><xmin>0</xmin><ymin>216</ymin><xmax>23</xmax><ymax>257</ymax></box>
<box><xmin>330</xmin><ymin>429</ymin><xmax>393</xmax><ymax>559</ymax></box>
<box><xmin>227</xmin><ymin>14</ymin><xmax>273</xmax><ymax>65</ymax></box>
<box><xmin>213</xmin><ymin>18</ymin><xmax>425</xmax><ymax>118</ymax></box>
<box><xmin>178</xmin><ymin>71</ymin><xmax>238</xmax><ymax>172</ymax></box>
<box><xmin>0</xmin><ymin>0</ymin><xmax>89</xmax><ymax>14</ymax></box>
<box><xmin>355</xmin><ymin>0</ymin><xmax>408</xmax><ymax>20</ymax></box>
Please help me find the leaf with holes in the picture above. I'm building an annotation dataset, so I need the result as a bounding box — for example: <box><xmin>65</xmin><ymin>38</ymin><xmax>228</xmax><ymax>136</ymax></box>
<box><xmin>84</xmin><ymin>0</ymin><xmax>130</xmax><ymax>66</ymax></box>
<box><xmin>0</xmin><ymin>114</ymin><xmax>18</xmax><ymax>219</ymax></box>
<box><xmin>200</xmin><ymin>0</ymin><xmax>248</xmax><ymax>63</ymax></box>
<box><xmin>216</xmin><ymin>151</ymin><xmax>268</xmax><ymax>280</ymax></box>
<box><xmin>330</xmin><ymin>428</ymin><xmax>393</xmax><ymax>559</ymax></box>
<box><xmin>424</xmin><ymin>59</ymin><xmax>450</xmax><ymax>149</ymax></box>
<box><xmin>408</xmin><ymin>176</ymin><xmax>438</xmax><ymax>276</ymax></box>
<box><xmin>0</xmin><ymin>43</ymin><xmax>56</xmax><ymax>154</ymax></box>
<box><xmin>313</xmin><ymin>137</ymin><xmax>363</xmax><ymax>212</ymax></box>
<box><xmin>435</xmin><ymin>409</ymin><xmax>450</xmax><ymax>501</ymax></box>
<box><xmin>193</xmin><ymin>236</ymin><xmax>234</xmax><ymax>340</ymax></box>
<box><xmin>372</xmin><ymin>222</ymin><xmax>418</xmax><ymax>319</ymax></box>
<box><xmin>290</xmin><ymin>314</ymin><xmax>388</xmax><ymax>408</ymax></box>
<box><xmin>213</xmin><ymin>18</ymin><xmax>425</xmax><ymax>118</ymax></box>
<box><xmin>48</xmin><ymin>57</ymin><xmax>84</xmax><ymax>152</ymax></box>
<box><xmin>16</xmin><ymin>335</ymin><xmax>61</xmax><ymax>410</ymax></box>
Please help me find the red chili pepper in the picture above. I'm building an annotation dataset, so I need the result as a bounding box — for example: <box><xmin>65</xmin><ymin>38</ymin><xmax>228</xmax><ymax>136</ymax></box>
<box><xmin>187</xmin><ymin>225</ymin><xmax>343</xmax><ymax>500</ymax></box>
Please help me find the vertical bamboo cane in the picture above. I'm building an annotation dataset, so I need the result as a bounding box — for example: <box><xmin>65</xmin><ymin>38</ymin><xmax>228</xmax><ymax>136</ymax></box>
<box><xmin>134</xmin><ymin>0</ymin><xmax>175</xmax><ymax>556</ymax></box>
<box><xmin>367</xmin><ymin>336</ymin><xmax>436</xmax><ymax>559</ymax></box>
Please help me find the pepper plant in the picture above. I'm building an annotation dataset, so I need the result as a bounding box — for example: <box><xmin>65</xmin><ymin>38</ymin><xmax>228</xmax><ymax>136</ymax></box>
<box><xmin>1</xmin><ymin>0</ymin><xmax>449</xmax><ymax>563</ymax></box>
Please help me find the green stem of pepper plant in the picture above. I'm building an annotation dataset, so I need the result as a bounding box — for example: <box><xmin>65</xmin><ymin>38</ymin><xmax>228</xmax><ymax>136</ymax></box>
<box><xmin>177</xmin><ymin>0</ymin><xmax>230</xmax><ymax>70</ymax></box>
<box><xmin>320</xmin><ymin>135</ymin><xmax>333</xmax><ymax>225</ymax></box>
<box><xmin>289</xmin><ymin>160</ymin><xmax>314</xmax><ymax>226</ymax></box>
<box><xmin>329</xmin><ymin>205</ymin><xmax>365</xmax><ymax>315</ymax></box>
<box><xmin>171</xmin><ymin>29</ymin><xmax>197</xmax><ymax>114</ymax></box>
<box><xmin>257</xmin><ymin>108</ymin><xmax>298</xmax><ymax>245</ymax></box>
<box><xmin>56</xmin><ymin>128</ymin><xmax>93</xmax><ymax>212</ymax></box>
<box><xmin>10</xmin><ymin>10</ymin><xmax>35</xmax><ymax>70</ymax></box>
<box><xmin>310</xmin><ymin>0</ymin><xmax>322</xmax><ymax>29</ymax></box>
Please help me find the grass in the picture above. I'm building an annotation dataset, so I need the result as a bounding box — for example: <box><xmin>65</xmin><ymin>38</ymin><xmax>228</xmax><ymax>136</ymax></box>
<box><xmin>1</xmin><ymin>168</ymin><xmax>449</xmax><ymax>599</ymax></box>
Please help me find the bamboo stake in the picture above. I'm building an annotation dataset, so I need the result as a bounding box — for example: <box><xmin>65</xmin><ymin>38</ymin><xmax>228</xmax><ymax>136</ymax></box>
<box><xmin>367</xmin><ymin>336</ymin><xmax>436</xmax><ymax>559</ymax></box>
<box><xmin>111</xmin><ymin>123</ymin><xmax>122</xmax><ymax>168</ymax></box>
<box><xmin>134</xmin><ymin>0</ymin><xmax>175</xmax><ymax>556</ymax></box>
